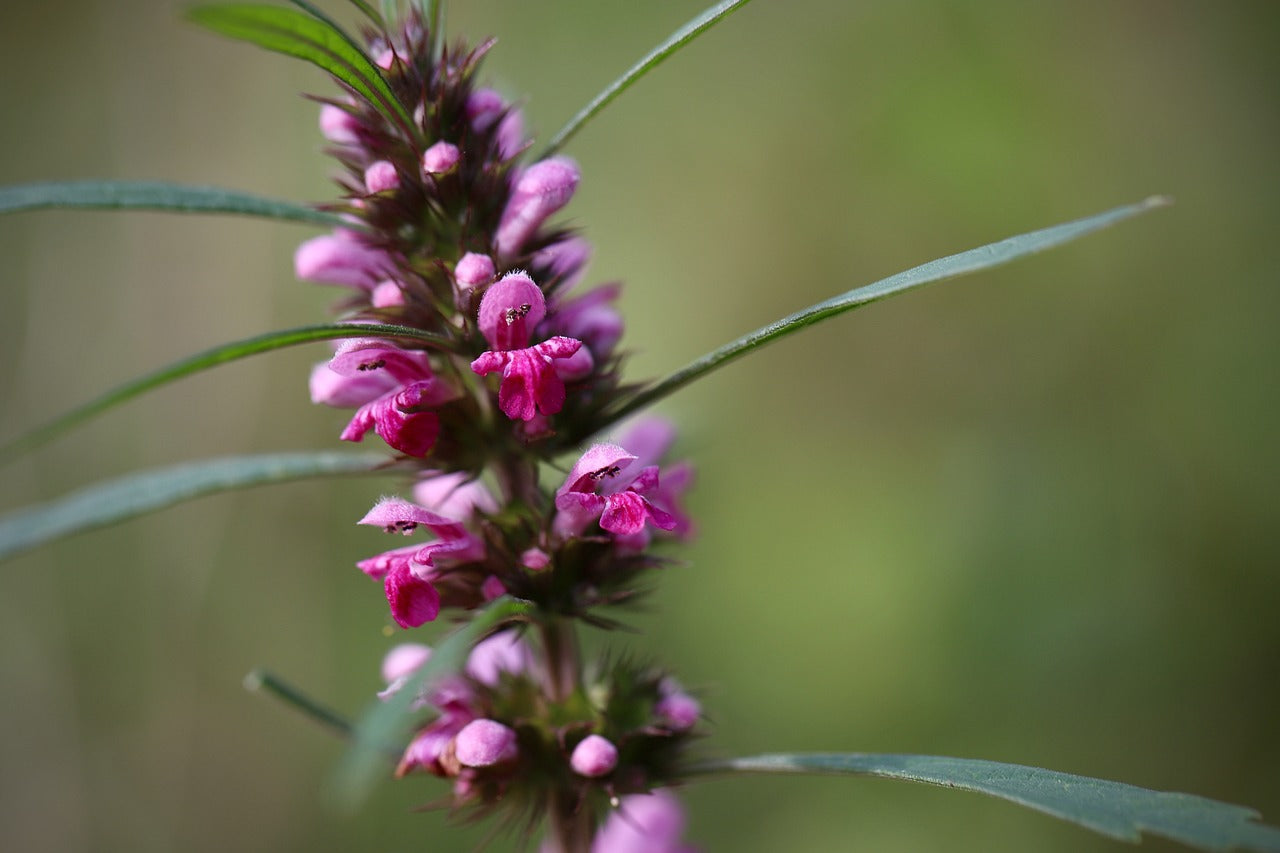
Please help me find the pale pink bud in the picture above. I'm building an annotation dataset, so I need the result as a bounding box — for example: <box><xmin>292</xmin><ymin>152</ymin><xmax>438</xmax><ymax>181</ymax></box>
<box><xmin>480</xmin><ymin>575</ymin><xmax>506</xmax><ymax>601</ymax></box>
<box><xmin>454</xmin><ymin>719</ymin><xmax>518</xmax><ymax>767</ymax></box>
<box><xmin>466</xmin><ymin>632</ymin><xmax>530</xmax><ymax>686</ymax></box>
<box><xmin>592</xmin><ymin>790</ymin><xmax>691</xmax><ymax>853</ymax></box>
<box><xmin>465</xmin><ymin>88</ymin><xmax>506</xmax><ymax>131</ymax></box>
<box><xmin>495</xmin><ymin>157</ymin><xmax>580</xmax><ymax>257</ymax></box>
<box><xmin>455</xmin><ymin>252</ymin><xmax>495</xmax><ymax>290</ymax></box>
<box><xmin>381</xmin><ymin>643</ymin><xmax>432</xmax><ymax>683</ymax></box>
<box><xmin>364</xmin><ymin>160</ymin><xmax>400</xmax><ymax>194</ymax></box>
<box><xmin>570</xmin><ymin>735</ymin><xmax>618</xmax><ymax>778</ymax></box>
<box><xmin>655</xmin><ymin>692</ymin><xmax>700</xmax><ymax>731</ymax></box>
<box><xmin>520</xmin><ymin>547</ymin><xmax>550</xmax><ymax>571</ymax></box>
<box><xmin>319</xmin><ymin>104</ymin><xmax>360</xmax><ymax>145</ymax></box>
<box><xmin>374</xmin><ymin>47</ymin><xmax>396</xmax><ymax>70</ymax></box>
<box><xmin>370</xmin><ymin>280</ymin><xmax>405</xmax><ymax>307</ymax></box>
<box><xmin>422</xmin><ymin>140</ymin><xmax>461</xmax><ymax>175</ymax></box>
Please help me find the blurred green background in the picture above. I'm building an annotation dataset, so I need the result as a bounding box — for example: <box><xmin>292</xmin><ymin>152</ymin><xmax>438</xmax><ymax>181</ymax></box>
<box><xmin>2</xmin><ymin>1</ymin><xmax>1277</xmax><ymax>850</ymax></box>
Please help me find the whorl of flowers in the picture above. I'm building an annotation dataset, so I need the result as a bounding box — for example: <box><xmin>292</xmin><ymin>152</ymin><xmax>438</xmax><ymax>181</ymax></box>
<box><xmin>297</xmin><ymin>12</ymin><xmax>697</xmax><ymax>849</ymax></box>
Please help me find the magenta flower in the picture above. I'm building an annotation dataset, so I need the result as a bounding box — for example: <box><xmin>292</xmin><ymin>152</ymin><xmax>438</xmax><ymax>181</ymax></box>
<box><xmin>555</xmin><ymin>444</ymin><xmax>678</xmax><ymax>537</ymax></box>
<box><xmin>357</xmin><ymin>497</ymin><xmax>484</xmax><ymax>628</ymax></box>
<box><xmin>323</xmin><ymin>339</ymin><xmax>453</xmax><ymax>457</ymax></box>
<box><xmin>471</xmin><ymin>272</ymin><xmax>583</xmax><ymax>421</ymax></box>
<box><xmin>570</xmin><ymin>735</ymin><xmax>618</xmax><ymax>778</ymax></box>
<box><xmin>455</xmin><ymin>719</ymin><xmax>519</xmax><ymax>767</ymax></box>
<box><xmin>494</xmin><ymin>157</ymin><xmax>580</xmax><ymax>257</ymax></box>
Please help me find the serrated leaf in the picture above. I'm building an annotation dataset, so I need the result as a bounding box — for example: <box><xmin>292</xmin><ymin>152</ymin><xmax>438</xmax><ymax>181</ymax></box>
<box><xmin>540</xmin><ymin>0</ymin><xmax>754</xmax><ymax>157</ymax></box>
<box><xmin>188</xmin><ymin>4</ymin><xmax>415</xmax><ymax>136</ymax></box>
<box><xmin>0</xmin><ymin>180</ymin><xmax>347</xmax><ymax>226</ymax></box>
<box><xmin>0</xmin><ymin>323</ymin><xmax>448</xmax><ymax>467</ymax></box>
<box><xmin>588</xmin><ymin>196</ymin><xmax>1171</xmax><ymax>437</ymax></box>
<box><xmin>328</xmin><ymin>596</ymin><xmax>533</xmax><ymax>809</ymax></box>
<box><xmin>693</xmin><ymin>753</ymin><xmax>1280</xmax><ymax>852</ymax></box>
<box><xmin>0</xmin><ymin>451</ymin><xmax>392</xmax><ymax>562</ymax></box>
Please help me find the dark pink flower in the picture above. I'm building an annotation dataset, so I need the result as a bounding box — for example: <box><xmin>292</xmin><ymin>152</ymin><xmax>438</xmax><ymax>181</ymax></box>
<box><xmin>325</xmin><ymin>339</ymin><xmax>453</xmax><ymax>456</ymax></box>
<box><xmin>555</xmin><ymin>444</ymin><xmax>678</xmax><ymax>537</ymax></box>
<box><xmin>357</xmin><ymin>498</ymin><xmax>484</xmax><ymax>628</ymax></box>
<box><xmin>471</xmin><ymin>337</ymin><xmax>582</xmax><ymax>421</ymax></box>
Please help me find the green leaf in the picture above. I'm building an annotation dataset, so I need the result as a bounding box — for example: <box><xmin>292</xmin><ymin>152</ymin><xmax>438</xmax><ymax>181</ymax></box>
<box><xmin>187</xmin><ymin>4</ymin><xmax>416</xmax><ymax>136</ymax></box>
<box><xmin>591</xmin><ymin>196</ymin><xmax>1171</xmax><ymax>435</ymax></box>
<box><xmin>539</xmin><ymin>0</ymin><xmax>755</xmax><ymax>157</ymax></box>
<box><xmin>691</xmin><ymin>753</ymin><xmax>1280</xmax><ymax>852</ymax></box>
<box><xmin>0</xmin><ymin>323</ymin><xmax>449</xmax><ymax>467</ymax></box>
<box><xmin>0</xmin><ymin>180</ymin><xmax>348</xmax><ymax>226</ymax></box>
<box><xmin>245</xmin><ymin>669</ymin><xmax>354</xmax><ymax>737</ymax></box>
<box><xmin>328</xmin><ymin>596</ymin><xmax>533</xmax><ymax>809</ymax></box>
<box><xmin>0</xmin><ymin>451</ymin><xmax>392</xmax><ymax>562</ymax></box>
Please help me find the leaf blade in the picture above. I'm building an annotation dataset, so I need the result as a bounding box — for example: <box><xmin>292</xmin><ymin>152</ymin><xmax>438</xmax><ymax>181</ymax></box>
<box><xmin>328</xmin><ymin>596</ymin><xmax>533</xmax><ymax>809</ymax></box>
<box><xmin>592</xmin><ymin>196</ymin><xmax>1171</xmax><ymax>434</ymax></box>
<box><xmin>0</xmin><ymin>323</ymin><xmax>449</xmax><ymax>466</ymax></box>
<box><xmin>0</xmin><ymin>451</ymin><xmax>392</xmax><ymax>562</ymax></box>
<box><xmin>691</xmin><ymin>753</ymin><xmax>1280</xmax><ymax>852</ymax></box>
<box><xmin>187</xmin><ymin>3</ymin><xmax>415</xmax><ymax>135</ymax></box>
<box><xmin>0</xmin><ymin>180</ymin><xmax>347</xmax><ymax>226</ymax></box>
<box><xmin>539</xmin><ymin>0</ymin><xmax>754</xmax><ymax>157</ymax></box>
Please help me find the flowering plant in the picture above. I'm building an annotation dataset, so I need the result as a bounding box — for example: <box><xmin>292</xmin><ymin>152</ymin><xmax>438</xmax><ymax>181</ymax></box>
<box><xmin>1</xmin><ymin>1</ymin><xmax>1277</xmax><ymax>851</ymax></box>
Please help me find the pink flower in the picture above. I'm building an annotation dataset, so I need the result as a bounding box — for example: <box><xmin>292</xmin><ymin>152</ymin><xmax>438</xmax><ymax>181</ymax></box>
<box><xmin>655</xmin><ymin>692</ymin><xmax>700</xmax><ymax>732</ymax></box>
<box><xmin>471</xmin><ymin>338</ymin><xmax>582</xmax><ymax>421</ymax></box>
<box><xmin>357</xmin><ymin>497</ymin><xmax>485</xmax><ymax>628</ymax></box>
<box><xmin>477</xmin><ymin>272</ymin><xmax>546</xmax><ymax>350</ymax></box>
<box><xmin>570</xmin><ymin>735</ymin><xmax>618</xmax><ymax>778</ymax></box>
<box><xmin>412</xmin><ymin>471</ymin><xmax>497</xmax><ymax>519</ymax></box>
<box><xmin>294</xmin><ymin>231</ymin><xmax>395</xmax><ymax>290</ymax></box>
<box><xmin>454</xmin><ymin>719</ymin><xmax>518</xmax><ymax>767</ymax></box>
<box><xmin>324</xmin><ymin>339</ymin><xmax>453</xmax><ymax>457</ymax></box>
<box><xmin>465</xmin><ymin>631</ymin><xmax>531</xmax><ymax>686</ymax></box>
<box><xmin>592</xmin><ymin>790</ymin><xmax>695</xmax><ymax>853</ymax></box>
<box><xmin>494</xmin><ymin>157</ymin><xmax>580</xmax><ymax>257</ymax></box>
<box><xmin>555</xmin><ymin>444</ymin><xmax>678</xmax><ymax>537</ymax></box>
<box><xmin>471</xmin><ymin>273</ymin><xmax>583</xmax><ymax>421</ymax></box>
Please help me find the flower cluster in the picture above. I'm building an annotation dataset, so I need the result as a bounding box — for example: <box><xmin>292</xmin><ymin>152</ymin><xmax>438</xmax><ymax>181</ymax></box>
<box><xmin>293</xmin><ymin>11</ymin><xmax>699</xmax><ymax>850</ymax></box>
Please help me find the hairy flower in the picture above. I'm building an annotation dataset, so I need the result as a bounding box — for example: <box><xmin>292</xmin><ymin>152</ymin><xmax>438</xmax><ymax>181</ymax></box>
<box><xmin>555</xmin><ymin>444</ymin><xmax>679</xmax><ymax>537</ymax></box>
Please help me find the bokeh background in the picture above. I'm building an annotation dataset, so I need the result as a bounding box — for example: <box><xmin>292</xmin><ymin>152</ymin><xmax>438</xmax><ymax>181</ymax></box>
<box><xmin>1</xmin><ymin>1</ymin><xmax>1277</xmax><ymax>850</ymax></box>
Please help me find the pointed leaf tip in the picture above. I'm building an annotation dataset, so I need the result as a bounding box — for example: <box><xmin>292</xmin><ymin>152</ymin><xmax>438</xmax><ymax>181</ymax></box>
<box><xmin>692</xmin><ymin>753</ymin><xmax>1280</xmax><ymax>853</ymax></box>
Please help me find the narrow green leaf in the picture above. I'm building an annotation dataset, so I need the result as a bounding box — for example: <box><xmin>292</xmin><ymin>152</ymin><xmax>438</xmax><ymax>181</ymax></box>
<box><xmin>245</xmin><ymin>669</ymin><xmax>354</xmax><ymax>737</ymax></box>
<box><xmin>0</xmin><ymin>451</ymin><xmax>392</xmax><ymax>562</ymax></box>
<box><xmin>328</xmin><ymin>596</ymin><xmax>533</xmax><ymax>809</ymax></box>
<box><xmin>592</xmin><ymin>196</ymin><xmax>1171</xmax><ymax>435</ymax></box>
<box><xmin>539</xmin><ymin>0</ymin><xmax>754</xmax><ymax>157</ymax></box>
<box><xmin>691</xmin><ymin>753</ymin><xmax>1280</xmax><ymax>853</ymax></box>
<box><xmin>0</xmin><ymin>323</ymin><xmax>449</xmax><ymax>467</ymax></box>
<box><xmin>0</xmin><ymin>180</ymin><xmax>347</xmax><ymax>226</ymax></box>
<box><xmin>188</xmin><ymin>4</ymin><xmax>416</xmax><ymax>136</ymax></box>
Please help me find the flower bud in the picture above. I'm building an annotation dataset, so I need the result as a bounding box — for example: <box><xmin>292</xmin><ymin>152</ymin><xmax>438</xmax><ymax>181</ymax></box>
<box><xmin>655</xmin><ymin>691</ymin><xmax>700</xmax><ymax>732</ymax></box>
<box><xmin>570</xmin><ymin>734</ymin><xmax>618</xmax><ymax>778</ymax></box>
<box><xmin>319</xmin><ymin>104</ymin><xmax>361</xmax><ymax>145</ymax></box>
<box><xmin>494</xmin><ymin>157</ymin><xmax>580</xmax><ymax>257</ymax></box>
<box><xmin>381</xmin><ymin>643</ymin><xmax>432</xmax><ymax>683</ymax></box>
<box><xmin>454</xmin><ymin>252</ymin><xmax>495</xmax><ymax>290</ymax></box>
<box><xmin>454</xmin><ymin>719</ymin><xmax>518</xmax><ymax>767</ymax></box>
<box><xmin>364</xmin><ymin>160</ymin><xmax>400</xmax><ymax>194</ymax></box>
<box><xmin>422</xmin><ymin>140</ymin><xmax>461</xmax><ymax>175</ymax></box>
